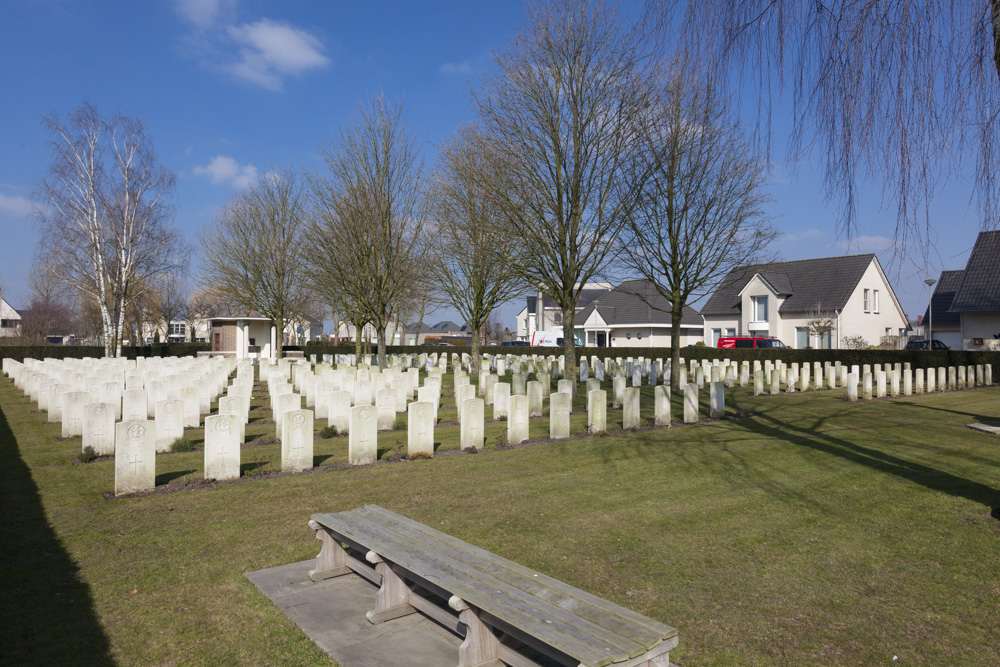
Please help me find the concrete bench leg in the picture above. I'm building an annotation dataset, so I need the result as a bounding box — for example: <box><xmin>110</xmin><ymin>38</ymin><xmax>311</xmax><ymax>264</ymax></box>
<box><xmin>365</xmin><ymin>551</ymin><xmax>417</xmax><ymax>624</ymax></box>
<box><xmin>307</xmin><ymin>520</ymin><xmax>352</xmax><ymax>581</ymax></box>
<box><xmin>449</xmin><ymin>596</ymin><xmax>502</xmax><ymax>667</ymax></box>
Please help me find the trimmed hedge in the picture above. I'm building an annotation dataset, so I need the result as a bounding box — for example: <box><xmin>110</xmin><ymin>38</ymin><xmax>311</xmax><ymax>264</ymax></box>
<box><xmin>300</xmin><ymin>342</ymin><xmax>1000</xmax><ymax>371</ymax></box>
<box><xmin>0</xmin><ymin>342</ymin><xmax>210</xmax><ymax>364</ymax></box>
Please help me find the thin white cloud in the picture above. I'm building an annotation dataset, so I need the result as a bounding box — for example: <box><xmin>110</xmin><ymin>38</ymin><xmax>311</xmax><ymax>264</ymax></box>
<box><xmin>0</xmin><ymin>193</ymin><xmax>32</xmax><ymax>218</ymax></box>
<box><xmin>193</xmin><ymin>155</ymin><xmax>258</xmax><ymax>188</ymax></box>
<box><xmin>175</xmin><ymin>0</ymin><xmax>235</xmax><ymax>29</ymax></box>
<box><xmin>441</xmin><ymin>60</ymin><xmax>473</xmax><ymax>75</ymax></box>
<box><xmin>780</xmin><ymin>228</ymin><xmax>825</xmax><ymax>243</ymax></box>
<box><xmin>224</xmin><ymin>19</ymin><xmax>329</xmax><ymax>91</ymax></box>
<box><xmin>833</xmin><ymin>234</ymin><xmax>894</xmax><ymax>254</ymax></box>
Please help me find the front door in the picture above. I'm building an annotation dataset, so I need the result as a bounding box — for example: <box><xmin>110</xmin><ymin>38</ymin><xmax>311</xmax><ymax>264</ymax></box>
<box><xmin>597</xmin><ymin>332</ymin><xmax>606</xmax><ymax>347</ymax></box>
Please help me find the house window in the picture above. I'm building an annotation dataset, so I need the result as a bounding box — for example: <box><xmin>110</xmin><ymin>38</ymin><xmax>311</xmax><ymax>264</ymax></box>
<box><xmin>795</xmin><ymin>327</ymin><xmax>809</xmax><ymax>349</ymax></box>
<box><xmin>863</xmin><ymin>289</ymin><xmax>870</xmax><ymax>313</ymax></box>
<box><xmin>752</xmin><ymin>296</ymin><xmax>768</xmax><ymax>322</ymax></box>
<box><xmin>0</xmin><ymin>319</ymin><xmax>17</xmax><ymax>328</ymax></box>
<box><xmin>637</xmin><ymin>332</ymin><xmax>643</xmax><ymax>339</ymax></box>
<box><xmin>626</xmin><ymin>333</ymin><xmax>631</xmax><ymax>340</ymax></box>
<box><xmin>712</xmin><ymin>328</ymin><xmax>722</xmax><ymax>345</ymax></box>
<box><xmin>726</xmin><ymin>328</ymin><xmax>736</xmax><ymax>336</ymax></box>
<box><xmin>169</xmin><ymin>323</ymin><xmax>185</xmax><ymax>337</ymax></box>
<box><xmin>873</xmin><ymin>289</ymin><xmax>880</xmax><ymax>313</ymax></box>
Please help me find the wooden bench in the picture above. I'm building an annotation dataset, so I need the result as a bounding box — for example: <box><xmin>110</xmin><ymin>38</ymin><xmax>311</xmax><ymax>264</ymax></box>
<box><xmin>308</xmin><ymin>505</ymin><xmax>678</xmax><ymax>667</ymax></box>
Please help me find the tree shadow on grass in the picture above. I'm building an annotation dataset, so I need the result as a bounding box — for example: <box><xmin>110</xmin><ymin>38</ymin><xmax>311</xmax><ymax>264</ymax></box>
<box><xmin>741</xmin><ymin>408</ymin><xmax>1000</xmax><ymax>510</ymax></box>
<box><xmin>0</xmin><ymin>405</ymin><xmax>114</xmax><ymax>664</ymax></box>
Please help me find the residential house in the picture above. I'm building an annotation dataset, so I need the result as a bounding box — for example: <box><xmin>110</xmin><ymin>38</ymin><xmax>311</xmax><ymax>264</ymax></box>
<box><xmin>701</xmin><ymin>254</ymin><xmax>908</xmax><ymax>349</ymax></box>
<box><xmin>0</xmin><ymin>292</ymin><xmax>22</xmax><ymax>338</ymax></box>
<box><xmin>928</xmin><ymin>230</ymin><xmax>1000</xmax><ymax>350</ymax></box>
<box><xmin>921</xmin><ymin>270</ymin><xmax>964</xmax><ymax>349</ymax></box>
<box><xmin>516</xmin><ymin>283</ymin><xmax>612</xmax><ymax>343</ymax></box>
<box><xmin>574</xmin><ymin>280</ymin><xmax>704</xmax><ymax>348</ymax></box>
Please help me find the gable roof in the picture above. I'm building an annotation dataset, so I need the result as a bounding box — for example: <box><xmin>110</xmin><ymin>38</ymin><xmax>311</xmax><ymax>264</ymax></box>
<box><xmin>701</xmin><ymin>254</ymin><xmax>877</xmax><ymax>316</ymax></box>
<box><xmin>576</xmin><ymin>280</ymin><xmax>702</xmax><ymax>327</ymax></box>
<box><xmin>949</xmin><ymin>231</ymin><xmax>1000</xmax><ymax>312</ymax></box>
<box><xmin>923</xmin><ymin>270</ymin><xmax>963</xmax><ymax>327</ymax></box>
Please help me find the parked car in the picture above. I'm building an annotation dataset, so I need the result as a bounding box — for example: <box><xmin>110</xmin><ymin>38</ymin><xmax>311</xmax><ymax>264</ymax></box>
<box><xmin>717</xmin><ymin>336</ymin><xmax>787</xmax><ymax>349</ymax></box>
<box><xmin>905</xmin><ymin>339</ymin><xmax>950</xmax><ymax>350</ymax></box>
<box><xmin>500</xmin><ymin>340</ymin><xmax>529</xmax><ymax>346</ymax></box>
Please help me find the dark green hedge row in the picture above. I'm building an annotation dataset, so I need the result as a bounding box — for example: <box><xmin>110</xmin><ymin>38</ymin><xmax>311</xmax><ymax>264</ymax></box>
<box><xmin>0</xmin><ymin>343</ymin><xmax>211</xmax><ymax>364</ymax></box>
<box><xmin>300</xmin><ymin>342</ymin><xmax>999</xmax><ymax>371</ymax></box>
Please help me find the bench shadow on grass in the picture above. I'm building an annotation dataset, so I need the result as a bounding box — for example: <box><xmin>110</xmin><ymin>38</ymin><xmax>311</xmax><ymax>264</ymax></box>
<box><xmin>0</xmin><ymin>406</ymin><xmax>114</xmax><ymax>665</ymax></box>
<box><xmin>742</xmin><ymin>406</ymin><xmax>1000</xmax><ymax>511</ymax></box>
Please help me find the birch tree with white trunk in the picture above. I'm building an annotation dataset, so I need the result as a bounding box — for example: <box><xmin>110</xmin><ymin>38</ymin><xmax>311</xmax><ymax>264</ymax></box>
<box><xmin>34</xmin><ymin>102</ymin><xmax>182</xmax><ymax>357</ymax></box>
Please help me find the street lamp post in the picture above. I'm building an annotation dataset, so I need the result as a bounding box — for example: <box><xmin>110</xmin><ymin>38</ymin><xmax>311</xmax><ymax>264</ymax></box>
<box><xmin>924</xmin><ymin>278</ymin><xmax>936</xmax><ymax>349</ymax></box>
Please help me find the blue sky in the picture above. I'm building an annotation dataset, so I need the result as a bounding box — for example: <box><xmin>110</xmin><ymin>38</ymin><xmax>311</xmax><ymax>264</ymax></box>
<box><xmin>0</xmin><ymin>0</ymin><xmax>986</xmax><ymax>329</ymax></box>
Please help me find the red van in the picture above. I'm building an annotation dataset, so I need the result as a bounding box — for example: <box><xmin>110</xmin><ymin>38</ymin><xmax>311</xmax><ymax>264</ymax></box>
<box><xmin>717</xmin><ymin>336</ymin><xmax>787</xmax><ymax>349</ymax></box>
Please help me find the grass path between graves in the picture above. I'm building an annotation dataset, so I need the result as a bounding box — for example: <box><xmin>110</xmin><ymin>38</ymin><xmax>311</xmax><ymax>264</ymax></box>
<box><xmin>1</xmin><ymin>372</ymin><xmax>1000</xmax><ymax>665</ymax></box>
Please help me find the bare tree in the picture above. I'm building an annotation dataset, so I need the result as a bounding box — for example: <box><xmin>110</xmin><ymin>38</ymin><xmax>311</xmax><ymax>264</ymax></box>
<box><xmin>305</xmin><ymin>95</ymin><xmax>427</xmax><ymax>369</ymax></box>
<box><xmin>428</xmin><ymin>126</ymin><xmax>523</xmax><ymax>375</ymax></box>
<box><xmin>153</xmin><ymin>273</ymin><xmax>189</xmax><ymax>341</ymax></box>
<box><xmin>620</xmin><ymin>65</ymin><xmax>777</xmax><ymax>389</ymax></box>
<box><xmin>199</xmin><ymin>168</ymin><xmax>308</xmax><ymax>360</ymax></box>
<box><xmin>472</xmin><ymin>0</ymin><xmax>652</xmax><ymax>382</ymax></box>
<box><xmin>184</xmin><ymin>288</ymin><xmax>221</xmax><ymax>342</ymax></box>
<box><xmin>34</xmin><ymin>102</ymin><xmax>183</xmax><ymax>356</ymax></box>
<box><xmin>806</xmin><ymin>303</ymin><xmax>837</xmax><ymax>349</ymax></box>
<box><xmin>644</xmin><ymin>1</ymin><xmax>1000</xmax><ymax>258</ymax></box>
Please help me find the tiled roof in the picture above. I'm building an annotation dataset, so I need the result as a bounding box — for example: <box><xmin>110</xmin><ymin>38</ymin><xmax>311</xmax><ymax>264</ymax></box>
<box><xmin>576</xmin><ymin>280</ymin><xmax>703</xmax><ymax>327</ymax></box>
<box><xmin>949</xmin><ymin>231</ymin><xmax>1000</xmax><ymax>312</ymax></box>
<box><xmin>701</xmin><ymin>254</ymin><xmax>877</xmax><ymax>316</ymax></box>
<box><xmin>923</xmin><ymin>270</ymin><xmax>963</xmax><ymax>327</ymax></box>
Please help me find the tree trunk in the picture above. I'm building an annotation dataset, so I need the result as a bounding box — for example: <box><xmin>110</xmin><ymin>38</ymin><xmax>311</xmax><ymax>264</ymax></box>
<box><xmin>114</xmin><ymin>300</ymin><xmax>126</xmax><ymax>358</ymax></box>
<box><xmin>275</xmin><ymin>315</ymin><xmax>284</xmax><ymax>360</ymax></box>
<box><xmin>561</xmin><ymin>304</ymin><xmax>576</xmax><ymax>393</ymax></box>
<box><xmin>376</xmin><ymin>325</ymin><xmax>387</xmax><ymax>369</ymax></box>
<box><xmin>670</xmin><ymin>298</ymin><xmax>684</xmax><ymax>391</ymax></box>
<box><xmin>470</xmin><ymin>325</ymin><xmax>481</xmax><ymax>377</ymax></box>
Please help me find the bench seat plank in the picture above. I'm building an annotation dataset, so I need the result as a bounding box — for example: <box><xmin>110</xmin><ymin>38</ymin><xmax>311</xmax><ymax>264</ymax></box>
<box><xmin>326</xmin><ymin>510</ymin><xmax>643</xmax><ymax>663</ymax></box>
<box><xmin>312</xmin><ymin>505</ymin><xmax>677</xmax><ymax>667</ymax></box>
<box><xmin>359</xmin><ymin>505</ymin><xmax>673</xmax><ymax>641</ymax></box>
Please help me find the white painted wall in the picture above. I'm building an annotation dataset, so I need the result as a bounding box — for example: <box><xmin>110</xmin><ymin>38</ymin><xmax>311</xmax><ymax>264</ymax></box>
<box><xmin>960</xmin><ymin>312</ymin><xmax>1000</xmax><ymax>350</ymax></box>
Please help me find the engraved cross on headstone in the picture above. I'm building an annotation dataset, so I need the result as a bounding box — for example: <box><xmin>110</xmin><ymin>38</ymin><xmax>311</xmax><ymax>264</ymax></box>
<box><xmin>130</xmin><ymin>453</ymin><xmax>143</xmax><ymax>476</ymax></box>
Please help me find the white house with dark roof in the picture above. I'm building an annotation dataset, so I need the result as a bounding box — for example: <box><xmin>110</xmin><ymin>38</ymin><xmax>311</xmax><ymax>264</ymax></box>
<box><xmin>515</xmin><ymin>283</ymin><xmax>612</xmax><ymax>343</ymax></box>
<box><xmin>0</xmin><ymin>292</ymin><xmax>21</xmax><ymax>338</ymax></box>
<box><xmin>701</xmin><ymin>254</ymin><xmax>908</xmax><ymax>349</ymax></box>
<box><xmin>926</xmin><ymin>231</ymin><xmax>1000</xmax><ymax>350</ymax></box>
<box><xmin>574</xmin><ymin>280</ymin><xmax>704</xmax><ymax>348</ymax></box>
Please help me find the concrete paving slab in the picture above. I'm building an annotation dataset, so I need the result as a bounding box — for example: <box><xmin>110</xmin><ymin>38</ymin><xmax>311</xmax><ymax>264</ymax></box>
<box><xmin>246</xmin><ymin>559</ymin><xmax>460</xmax><ymax>667</ymax></box>
<box><xmin>967</xmin><ymin>422</ymin><xmax>1000</xmax><ymax>435</ymax></box>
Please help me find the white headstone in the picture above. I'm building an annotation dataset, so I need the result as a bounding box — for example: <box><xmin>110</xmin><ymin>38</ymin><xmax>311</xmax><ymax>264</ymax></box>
<box><xmin>349</xmin><ymin>405</ymin><xmax>378</xmax><ymax>465</ymax></box>
<box><xmin>407</xmin><ymin>401</ymin><xmax>435</xmax><ymax>457</ymax></box>
<box><xmin>549</xmin><ymin>392</ymin><xmax>571</xmax><ymax>439</ymax></box>
<box><xmin>654</xmin><ymin>385</ymin><xmax>671</xmax><ymax>426</ymax></box>
<box><xmin>622</xmin><ymin>387</ymin><xmax>640</xmax><ymax>429</ymax></box>
<box><xmin>588</xmin><ymin>389</ymin><xmax>606</xmax><ymax>433</ymax></box>
<box><xmin>507</xmin><ymin>394</ymin><xmax>529</xmax><ymax>445</ymax></box>
<box><xmin>281</xmin><ymin>409</ymin><xmax>314</xmax><ymax>472</ymax></box>
<box><xmin>82</xmin><ymin>402</ymin><xmax>114</xmax><ymax>455</ymax></box>
<box><xmin>460</xmin><ymin>398</ymin><xmax>485</xmax><ymax>450</ymax></box>
<box><xmin>155</xmin><ymin>399</ymin><xmax>185</xmax><ymax>452</ymax></box>
<box><xmin>204</xmin><ymin>414</ymin><xmax>241</xmax><ymax>481</ymax></box>
<box><xmin>115</xmin><ymin>420</ymin><xmax>156</xmax><ymax>496</ymax></box>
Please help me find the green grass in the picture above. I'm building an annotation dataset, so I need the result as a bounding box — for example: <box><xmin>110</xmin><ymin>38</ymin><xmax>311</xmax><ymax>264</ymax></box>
<box><xmin>2</xmin><ymin>372</ymin><xmax>999</xmax><ymax>665</ymax></box>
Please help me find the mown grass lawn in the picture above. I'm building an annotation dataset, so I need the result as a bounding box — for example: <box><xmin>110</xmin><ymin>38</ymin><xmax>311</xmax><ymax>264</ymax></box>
<box><xmin>1</xmin><ymin>370</ymin><xmax>998</xmax><ymax>666</ymax></box>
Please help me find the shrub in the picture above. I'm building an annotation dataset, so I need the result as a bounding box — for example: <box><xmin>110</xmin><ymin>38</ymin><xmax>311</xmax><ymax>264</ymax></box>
<box><xmin>79</xmin><ymin>445</ymin><xmax>99</xmax><ymax>463</ymax></box>
<box><xmin>392</xmin><ymin>417</ymin><xmax>406</xmax><ymax>431</ymax></box>
<box><xmin>842</xmin><ymin>335</ymin><xmax>869</xmax><ymax>350</ymax></box>
<box><xmin>170</xmin><ymin>437</ymin><xmax>196</xmax><ymax>453</ymax></box>
<box><xmin>319</xmin><ymin>425</ymin><xmax>339</xmax><ymax>439</ymax></box>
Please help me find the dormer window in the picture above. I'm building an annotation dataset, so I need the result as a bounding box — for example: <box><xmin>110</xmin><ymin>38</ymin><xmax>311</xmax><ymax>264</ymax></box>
<box><xmin>863</xmin><ymin>289</ymin><xmax>870</xmax><ymax>313</ymax></box>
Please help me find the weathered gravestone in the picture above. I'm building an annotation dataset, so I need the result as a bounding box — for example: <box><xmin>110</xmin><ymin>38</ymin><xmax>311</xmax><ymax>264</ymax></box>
<box><xmin>375</xmin><ymin>388</ymin><xmax>396</xmax><ymax>431</ymax></box>
<box><xmin>349</xmin><ymin>405</ymin><xmax>377</xmax><ymax>465</ymax></box>
<box><xmin>82</xmin><ymin>402</ymin><xmax>114</xmax><ymax>455</ymax></box>
<box><xmin>407</xmin><ymin>401</ymin><xmax>435</xmax><ymax>457</ymax></box>
<box><xmin>654</xmin><ymin>385</ymin><xmax>671</xmax><ymax>426</ymax></box>
<box><xmin>622</xmin><ymin>387</ymin><xmax>640</xmax><ymax>429</ymax></box>
<box><xmin>281</xmin><ymin>409</ymin><xmax>314</xmax><ymax>472</ymax></box>
<box><xmin>61</xmin><ymin>391</ymin><xmax>88</xmax><ymax>438</ymax></box>
<box><xmin>460</xmin><ymin>398</ymin><xmax>485</xmax><ymax>450</ymax></box>
<box><xmin>507</xmin><ymin>395</ymin><xmax>529</xmax><ymax>445</ymax></box>
<box><xmin>710</xmin><ymin>382</ymin><xmax>725</xmax><ymax>419</ymax></box>
<box><xmin>115</xmin><ymin>420</ymin><xmax>156</xmax><ymax>496</ymax></box>
<box><xmin>493</xmin><ymin>382</ymin><xmax>510</xmax><ymax>420</ymax></box>
<box><xmin>549</xmin><ymin>392</ymin><xmax>571</xmax><ymax>439</ymax></box>
<box><xmin>683</xmin><ymin>383</ymin><xmax>699</xmax><ymax>423</ymax></box>
<box><xmin>154</xmin><ymin>399</ymin><xmax>185</xmax><ymax>452</ymax></box>
<box><xmin>328</xmin><ymin>391</ymin><xmax>352</xmax><ymax>434</ymax></box>
<box><xmin>588</xmin><ymin>389</ymin><xmax>606</xmax><ymax>433</ymax></box>
<box><xmin>526</xmin><ymin>381</ymin><xmax>543</xmax><ymax>417</ymax></box>
<box><xmin>204</xmin><ymin>414</ymin><xmax>240</xmax><ymax>481</ymax></box>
